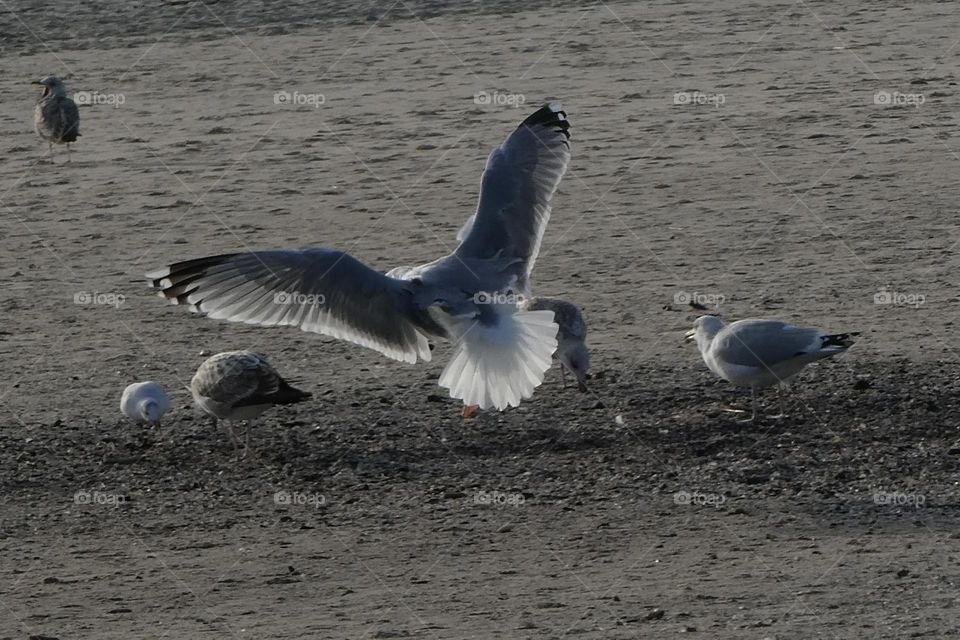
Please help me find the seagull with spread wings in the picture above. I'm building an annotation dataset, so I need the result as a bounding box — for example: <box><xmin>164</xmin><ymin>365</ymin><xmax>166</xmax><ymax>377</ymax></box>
<box><xmin>147</xmin><ymin>103</ymin><xmax>572</xmax><ymax>411</ymax></box>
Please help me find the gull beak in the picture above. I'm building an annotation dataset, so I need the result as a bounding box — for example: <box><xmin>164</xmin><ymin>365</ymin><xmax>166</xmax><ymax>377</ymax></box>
<box><xmin>31</xmin><ymin>80</ymin><xmax>43</xmax><ymax>85</ymax></box>
<box><xmin>684</xmin><ymin>329</ymin><xmax>696</xmax><ymax>343</ymax></box>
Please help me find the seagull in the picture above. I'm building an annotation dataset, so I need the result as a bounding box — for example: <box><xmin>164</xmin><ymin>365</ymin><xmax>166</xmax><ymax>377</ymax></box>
<box><xmin>686</xmin><ymin>315</ymin><xmax>858</xmax><ymax>421</ymax></box>
<box><xmin>120</xmin><ymin>381</ymin><xmax>170</xmax><ymax>430</ymax></box>
<box><xmin>148</xmin><ymin>103</ymin><xmax>571</xmax><ymax>411</ymax></box>
<box><xmin>32</xmin><ymin>75</ymin><xmax>80</xmax><ymax>162</ymax></box>
<box><xmin>521</xmin><ymin>296</ymin><xmax>589</xmax><ymax>391</ymax></box>
<box><xmin>190</xmin><ymin>351</ymin><xmax>311</xmax><ymax>455</ymax></box>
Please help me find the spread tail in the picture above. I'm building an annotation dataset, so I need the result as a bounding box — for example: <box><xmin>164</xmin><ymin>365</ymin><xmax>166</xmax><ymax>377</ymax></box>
<box><xmin>438</xmin><ymin>308</ymin><xmax>558</xmax><ymax>410</ymax></box>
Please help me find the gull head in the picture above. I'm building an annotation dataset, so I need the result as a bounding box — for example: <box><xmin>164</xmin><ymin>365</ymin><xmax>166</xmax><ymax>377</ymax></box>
<box><xmin>559</xmin><ymin>341</ymin><xmax>591</xmax><ymax>392</ymax></box>
<box><xmin>141</xmin><ymin>399</ymin><xmax>166</xmax><ymax>425</ymax></box>
<box><xmin>686</xmin><ymin>315</ymin><xmax>725</xmax><ymax>348</ymax></box>
<box><xmin>32</xmin><ymin>75</ymin><xmax>68</xmax><ymax>99</ymax></box>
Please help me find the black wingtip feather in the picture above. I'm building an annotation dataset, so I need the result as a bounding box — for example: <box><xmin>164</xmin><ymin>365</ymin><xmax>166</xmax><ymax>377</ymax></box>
<box><xmin>146</xmin><ymin>252</ymin><xmax>244</xmax><ymax>302</ymax></box>
<box><xmin>236</xmin><ymin>380</ymin><xmax>312</xmax><ymax>408</ymax></box>
<box><xmin>822</xmin><ymin>332</ymin><xmax>860</xmax><ymax>348</ymax></box>
<box><xmin>521</xmin><ymin>103</ymin><xmax>570</xmax><ymax>139</ymax></box>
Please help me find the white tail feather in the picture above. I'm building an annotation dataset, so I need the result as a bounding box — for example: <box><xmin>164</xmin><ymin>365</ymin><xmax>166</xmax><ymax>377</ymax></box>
<box><xmin>438</xmin><ymin>308</ymin><xmax>559</xmax><ymax>410</ymax></box>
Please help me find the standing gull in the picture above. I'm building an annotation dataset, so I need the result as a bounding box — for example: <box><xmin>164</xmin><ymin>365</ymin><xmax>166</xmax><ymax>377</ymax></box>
<box><xmin>120</xmin><ymin>381</ymin><xmax>170</xmax><ymax>430</ymax></box>
<box><xmin>148</xmin><ymin>103</ymin><xmax>571</xmax><ymax>411</ymax></box>
<box><xmin>191</xmin><ymin>351</ymin><xmax>311</xmax><ymax>455</ymax></box>
<box><xmin>521</xmin><ymin>296</ymin><xmax>590</xmax><ymax>391</ymax></box>
<box><xmin>686</xmin><ymin>315</ymin><xmax>858</xmax><ymax>421</ymax></box>
<box><xmin>33</xmin><ymin>76</ymin><xmax>80</xmax><ymax>162</ymax></box>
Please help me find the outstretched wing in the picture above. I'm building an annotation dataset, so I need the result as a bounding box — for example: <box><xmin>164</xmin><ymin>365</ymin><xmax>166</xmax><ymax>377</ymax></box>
<box><xmin>455</xmin><ymin>103</ymin><xmax>571</xmax><ymax>288</ymax></box>
<box><xmin>147</xmin><ymin>248</ymin><xmax>432</xmax><ymax>364</ymax></box>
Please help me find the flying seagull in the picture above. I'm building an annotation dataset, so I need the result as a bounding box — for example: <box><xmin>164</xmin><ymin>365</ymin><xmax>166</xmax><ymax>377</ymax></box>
<box><xmin>191</xmin><ymin>351</ymin><xmax>311</xmax><ymax>455</ymax></box>
<box><xmin>33</xmin><ymin>75</ymin><xmax>80</xmax><ymax>162</ymax></box>
<box><xmin>686</xmin><ymin>315</ymin><xmax>858</xmax><ymax>421</ymax></box>
<box><xmin>147</xmin><ymin>103</ymin><xmax>571</xmax><ymax>411</ymax></box>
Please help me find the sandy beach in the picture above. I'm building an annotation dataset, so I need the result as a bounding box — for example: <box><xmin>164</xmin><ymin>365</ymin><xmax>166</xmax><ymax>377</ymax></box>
<box><xmin>2</xmin><ymin>1</ymin><xmax>959</xmax><ymax>637</ymax></box>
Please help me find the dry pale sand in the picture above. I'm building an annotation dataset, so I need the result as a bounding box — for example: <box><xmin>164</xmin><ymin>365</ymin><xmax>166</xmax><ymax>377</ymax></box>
<box><xmin>2</xmin><ymin>1</ymin><xmax>960</xmax><ymax>638</ymax></box>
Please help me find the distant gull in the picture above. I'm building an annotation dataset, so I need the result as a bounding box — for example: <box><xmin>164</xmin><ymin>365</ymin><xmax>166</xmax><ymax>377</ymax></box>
<box><xmin>33</xmin><ymin>76</ymin><xmax>80</xmax><ymax>162</ymax></box>
<box><xmin>521</xmin><ymin>296</ymin><xmax>590</xmax><ymax>391</ymax></box>
<box><xmin>148</xmin><ymin>103</ymin><xmax>571</xmax><ymax>411</ymax></box>
<box><xmin>191</xmin><ymin>351</ymin><xmax>311</xmax><ymax>455</ymax></box>
<box><xmin>120</xmin><ymin>381</ymin><xmax>170</xmax><ymax>430</ymax></box>
<box><xmin>686</xmin><ymin>315</ymin><xmax>858</xmax><ymax>421</ymax></box>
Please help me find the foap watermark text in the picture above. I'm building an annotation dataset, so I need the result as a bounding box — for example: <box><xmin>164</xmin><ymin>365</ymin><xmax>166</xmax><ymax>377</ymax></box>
<box><xmin>874</xmin><ymin>90</ymin><xmax>925</xmax><ymax>108</ymax></box>
<box><xmin>74</xmin><ymin>91</ymin><xmax>125</xmax><ymax>108</ymax></box>
<box><xmin>274</xmin><ymin>90</ymin><xmax>325</xmax><ymax>108</ymax></box>
<box><xmin>274</xmin><ymin>490</ymin><xmax>325</xmax><ymax>508</ymax></box>
<box><xmin>874</xmin><ymin>491</ymin><xmax>925</xmax><ymax>508</ymax></box>
<box><xmin>874</xmin><ymin>288</ymin><xmax>924</xmax><ymax>308</ymax></box>
<box><xmin>473</xmin><ymin>291</ymin><xmax>525</xmax><ymax>306</ymax></box>
<box><xmin>674</xmin><ymin>290</ymin><xmax>725</xmax><ymax>308</ymax></box>
<box><xmin>473</xmin><ymin>490</ymin><xmax>525</xmax><ymax>506</ymax></box>
<box><xmin>673</xmin><ymin>91</ymin><xmax>725</xmax><ymax>107</ymax></box>
<box><xmin>74</xmin><ymin>490</ymin><xmax>128</xmax><ymax>506</ymax></box>
<box><xmin>274</xmin><ymin>291</ymin><xmax>326</xmax><ymax>306</ymax></box>
<box><xmin>74</xmin><ymin>291</ymin><xmax>125</xmax><ymax>308</ymax></box>
<box><xmin>474</xmin><ymin>90</ymin><xmax>526</xmax><ymax>108</ymax></box>
<box><xmin>674</xmin><ymin>490</ymin><xmax>726</xmax><ymax>507</ymax></box>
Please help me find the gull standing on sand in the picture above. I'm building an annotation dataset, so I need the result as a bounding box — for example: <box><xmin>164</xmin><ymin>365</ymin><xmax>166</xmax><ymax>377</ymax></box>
<box><xmin>148</xmin><ymin>103</ymin><xmax>571</xmax><ymax>411</ymax></box>
<box><xmin>191</xmin><ymin>351</ymin><xmax>311</xmax><ymax>454</ymax></box>
<box><xmin>33</xmin><ymin>75</ymin><xmax>80</xmax><ymax>162</ymax></box>
<box><xmin>120</xmin><ymin>381</ymin><xmax>170</xmax><ymax>429</ymax></box>
<box><xmin>521</xmin><ymin>296</ymin><xmax>590</xmax><ymax>391</ymax></box>
<box><xmin>686</xmin><ymin>315</ymin><xmax>858</xmax><ymax>421</ymax></box>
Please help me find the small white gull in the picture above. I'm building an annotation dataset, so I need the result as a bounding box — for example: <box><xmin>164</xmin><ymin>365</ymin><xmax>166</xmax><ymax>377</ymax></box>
<box><xmin>120</xmin><ymin>381</ymin><xmax>170</xmax><ymax>429</ymax></box>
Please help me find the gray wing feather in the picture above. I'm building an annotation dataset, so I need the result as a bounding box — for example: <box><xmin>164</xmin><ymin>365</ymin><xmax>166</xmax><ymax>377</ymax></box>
<box><xmin>37</xmin><ymin>97</ymin><xmax>80</xmax><ymax>141</ymax></box>
<box><xmin>59</xmin><ymin>98</ymin><xmax>80</xmax><ymax>140</ymax></box>
<box><xmin>715</xmin><ymin>320</ymin><xmax>822</xmax><ymax>367</ymax></box>
<box><xmin>455</xmin><ymin>103</ymin><xmax>570</xmax><ymax>290</ymax></box>
<box><xmin>523</xmin><ymin>297</ymin><xmax>585</xmax><ymax>340</ymax></box>
<box><xmin>148</xmin><ymin>249</ymin><xmax>432</xmax><ymax>364</ymax></box>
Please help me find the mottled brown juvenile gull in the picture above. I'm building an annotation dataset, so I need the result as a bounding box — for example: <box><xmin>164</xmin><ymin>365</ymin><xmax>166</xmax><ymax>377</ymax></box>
<box><xmin>191</xmin><ymin>351</ymin><xmax>311</xmax><ymax>455</ymax></box>
<box><xmin>148</xmin><ymin>103</ymin><xmax>572</xmax><ymax>411</ymax></box>
<box><xmin>33</xmin><ymin>75</ymin><xmax>80</xmax><ymax>162</ymax></box>
<box><xmin>120</xmin><ymin>381</ymin><xmax>170</xmax><ymax>429</ymax></box>
<box><xmin>521</xmin><ymin>296</ymin><xmax>590</xmax><ymax>391</ymax></box>
<box><xmin>686</xmin><ymin>315</ymin><xmax>858</xmax><ymax>421</ymax></box>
